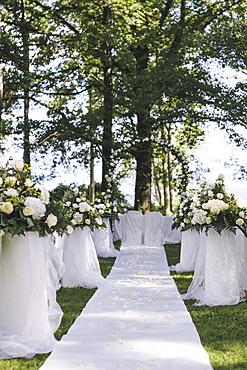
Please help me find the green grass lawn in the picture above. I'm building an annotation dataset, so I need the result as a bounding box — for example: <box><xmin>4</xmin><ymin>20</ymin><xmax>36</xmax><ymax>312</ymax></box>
<box><xmin>1</xmin><ymin>242</ymin><xmax>247</xmax><ymax>369</ymax></box>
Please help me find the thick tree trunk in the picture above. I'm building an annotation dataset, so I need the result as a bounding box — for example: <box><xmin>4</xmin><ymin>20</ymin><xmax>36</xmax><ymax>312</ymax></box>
<box><xmin>101</xmin><ymin>4</ymin><xmax>113</xmax><ymax>193</ymax></box>
<box><xmin>0</xmin><ymin>65</ymin><xmax>3</xmax><ymax>131</ymax></box>
<box><xmin>133</xmin><ymin>46</ymin><xmax>152</xmax><ymax>214</ymax></box>
<box><xmin>134</xmin><ymin>109</ymin><xmax>152</xmax><ymax>214</ymax></box>
<box><xmin>20</xmin><ymin>0</ymin><xmax>30</xmax><ymax>165</ymax></box>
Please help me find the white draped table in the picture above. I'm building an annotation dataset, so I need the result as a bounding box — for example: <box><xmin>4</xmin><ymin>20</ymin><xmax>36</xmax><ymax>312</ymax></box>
<box><xmin>182</xmin><ymin>229</ymin><xmax>247</xmax><ymax>306</ymax></box>
<box><xmin>60</xmin><ymin>226</ymin><xmax>107</xmax><ymax>289</ymax></box>
<box><xmin>92</xmin><ymin>218</ymin><xmax>120</xmax><ymax>258</ymax></box>
<box><xmin>170</xmin><ymin>229</ymin><xmax>200</xmax><ymax>272</ymax></box>
<box><xmin>0</xmin><ymin>232</ymin><xmax>63</xmax><ymax>359</ymax></box>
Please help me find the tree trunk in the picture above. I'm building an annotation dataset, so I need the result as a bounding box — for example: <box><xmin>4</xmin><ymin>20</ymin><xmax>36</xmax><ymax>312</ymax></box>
<box><xmin>101</xmin><ymin>4</ymin><xmax>113</xmax><ymax>193</ymax></box>
<box><xmin>20</xmin><ymin>0</ymin><xmax>30</xmax><ymax>165</ymax></box>
<box><xmin>0</xmin><ymin>65</ymin><xmax>3</xmax><ymax>136</ymax></box>
<box><xmin>134</xmin><ymin>109</ymin><xmax>152</xmax><ymax>214</ymax></box>
<box><xmin>133</xmin><ymin>46</ymin><xmax>152</xmax><ymax>214</ymax></box>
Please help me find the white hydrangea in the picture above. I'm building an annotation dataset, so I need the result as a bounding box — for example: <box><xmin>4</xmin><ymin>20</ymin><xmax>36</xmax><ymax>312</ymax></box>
<box><xmin>24</xmin><ymin>197</ymin><xmax>46</xmax><ymax>219</ymax></box>
<box><xmin>191</xmin><ymin>209</ymin><xmax>208</xmax><ymax>225</ymax></box>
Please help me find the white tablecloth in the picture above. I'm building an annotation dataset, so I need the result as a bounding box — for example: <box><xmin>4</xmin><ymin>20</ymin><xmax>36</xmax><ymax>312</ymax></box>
<box><xmin>183</xmin><ymin>229</ymin><xmax>247</xmax><ymax>306</ymax></box>
<box><xmin>92</xmin><ymin>218</ymin><xmax>120</xmax><ymax>257</ymax></box>
<box><xmin>162</xmin><ymin>216</ymin><xmax>181</xmax><ymax>244</ymax></box>
<box><xmin>170</xmin><ymin>229</ymin><xmax>200</xmax><ymax>272</ymax></box>
<box><xmin>0</xmin><ymin>232</ymin><xmax>62</xmax><ymax>359</ymax></box>
<box><xmin>61</xmin><ymin>227</ymin><xmax>107</xmax><ymax>289</ymax></box>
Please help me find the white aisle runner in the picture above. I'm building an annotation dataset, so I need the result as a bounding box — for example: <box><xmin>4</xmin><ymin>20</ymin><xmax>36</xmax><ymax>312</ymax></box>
<box><xmin>40</xmin><ymin>245</ymin><xmax>213</xmax><ymax>370</ymax></box>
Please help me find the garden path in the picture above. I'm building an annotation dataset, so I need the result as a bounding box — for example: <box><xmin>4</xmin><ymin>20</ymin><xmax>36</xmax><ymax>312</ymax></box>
<box><xmin>40</xmin><ymin>244</ymin><xmax>213</xmax><ymax>370</ymax></box>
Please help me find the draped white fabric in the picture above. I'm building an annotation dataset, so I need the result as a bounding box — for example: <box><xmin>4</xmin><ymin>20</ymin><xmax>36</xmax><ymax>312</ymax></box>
<box><xmin>0</xmin><ymin>232</ymin><xmax>62</xmax><ymax>359</ymax></box>
<box><xmin>113</xmin><ymin>214</ymin><xmax>126</xmax><ymax>241</ymax></box>
<box><xmin>183</xmin><ymin>229</ymin><xmax>247</xmax><ymax>306</ymax></box>
<box><xmin>162</xmin><ymin>216</ymin><xmax>181</xmax><ymax>244</ymax></box>
<box><xmin>92</xmin><ymin>218</ymin><xmax>120</xmax><ymax>257</ymax></box>
<box><xmin>61</xmin><ymin>227</ymin><xmax>107</xmax><ymax>289</ymax></box>
<box><xmin>143</xmin><ymin>211</ymin><xmax>163</xmax><ymax>247</ymax></box>
<box><xmin>121</xmin><ymin>211</ymin><xmax>144</xmax><ymax>247</ymax></box>
<box><xmin>170</xmin><ymin>229</ymin><xmax>200</xmax><ymax>272</ymax></box>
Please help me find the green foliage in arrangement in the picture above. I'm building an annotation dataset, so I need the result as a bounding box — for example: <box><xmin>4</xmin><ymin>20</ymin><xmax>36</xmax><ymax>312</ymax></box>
<box><xmin>165</xmin><ymin>243</ymin><xmax>247</xmax><ymax>370</ymax></box>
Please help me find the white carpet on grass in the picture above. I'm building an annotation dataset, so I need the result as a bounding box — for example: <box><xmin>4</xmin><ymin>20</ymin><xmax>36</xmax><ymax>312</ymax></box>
<box><xmin>40</xmin><ymin>244</ymin><xmax>213</xmax><ymax>370</ymax></box>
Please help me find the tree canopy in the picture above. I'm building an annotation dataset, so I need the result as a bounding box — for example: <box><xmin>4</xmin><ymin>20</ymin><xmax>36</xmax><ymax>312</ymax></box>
<box><xmin>1</xmin><ymin>0</ymin><xmax>247</xmax><ymax>213</ymax></box>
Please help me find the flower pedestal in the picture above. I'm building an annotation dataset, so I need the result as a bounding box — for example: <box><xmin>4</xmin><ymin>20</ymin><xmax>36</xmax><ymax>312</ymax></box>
<box><xmin>182</xmin><ymin>229</ymin><xmax>247</xmax><ymax>306</ymax></box>
<box><xmin>170</xmin><ymin>229</ymin><xmax>200</xmax><ymax>273</ymax></box>
<box><xmin>0</xmin><ymin>232</ymin><xmax>62</xmax><ymax>359</ymax></box>
<box><xmin>60</xmin><ymin>227</ymin><xmax>107</xmax><ymax>289</ymax></box>
<box><xmin>92</xmin><ymin>218</ymin><xmax>120</xmax><ymax>257</ymax></box>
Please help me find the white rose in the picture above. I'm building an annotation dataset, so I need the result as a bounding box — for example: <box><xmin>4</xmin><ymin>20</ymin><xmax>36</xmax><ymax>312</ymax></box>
<box><xmin>99</xmin><ymin>209</ymin><xmax>104</xmax><ymax>214</ymax></box>
<box><xmin>66</xmin><ymin>225</ymin><xmax>74</xmax><ymax>234</ymax></box>
<box><xmin>5</xmin><ymin>176</ymin><xmax>17</xmax><ymax>186</ymax></box>
<box><xmin>206</xmin><ymin>217</ymin><xmax>212</xmax><ymax>224</ymax></box>
<box><xmin>217</xmin><ymin>193</ymin><xmax>224</xmax><ymax>199</ymax></box>
<box><xmin>73</xmin><ymin>203</ymin><xmax>79</xmax><ymax>208</ymax></box>
<box><xmin>13</xmin><ymin>160</ymin><xmax>24</xmax><ymax>171</ymax></box>
<box><xmin>73</xmin><ymin>212</ymin><xmax>83</xmax><ymax>224</ymax></box>
<box><xmin>239</xmin><ymin>211</ymin><xmax>245</xmax><ymax>218</ymax></box>
<box><xmin>73</xmin><ymin>187</ymin><xmax>79</xmax><ymax>194</ymax></box>
<box><xmin>4</xmin><ymin>188</ymin><xmax>18</xmax><ymax>197</ymax></box>
<box><xmin>71</xmin><ymin>219</ymin><xmax>77</xmax><ymax>225</ymax></box>
<box><xmin>40</xmin><ymin>188</ymin><xmax>50</xmax><ymax>204</ymax></box>
<box><xmin>24</xmin><ymin>178</ymin><xmax>33</xmax><ymax>187</ymax></box>
<box><xmin>1</xmin><ymin>201</ymin><xmax>14</xmax><ymax>214</ymax></box>
<box><xmin>95</xmin><ymin>217</ymin><xmax>103</xmax><ymax>225</ymax></box>
<box><xmin>207</xmin><ymin>190</ymin><xmax>214</xmax><ymax>197</ymax></box>
<box><xmin>45</xmin><ymin>213</ymin><xmax>57</xmax><ymax>228</ymax></box>
<box><xmin>23</xmin><ymin>206</ymin><xmax>34</xmax><ymax>216</ymax></box>
<box><xmin>85</xmin><ymin>219</ymin><xmax>90</xmax><ymax>225</ymax></box>
<box><xmin>180</xmin><ymin>222</ymin><xmax>185</xmax><ymax>227</ymax></box>
<box><xmin>236</xmin><ymin>218</ymin><xmax>244</xmax><ymax>226</ymax></box>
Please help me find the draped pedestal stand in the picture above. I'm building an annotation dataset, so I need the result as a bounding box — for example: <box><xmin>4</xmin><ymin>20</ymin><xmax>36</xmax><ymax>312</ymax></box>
<box><xmin>170</xmin><ymin>229</ymin><xmax>200</xmax><ymax>273</ymax></box>
<box><xmin>0</xmin><ymin>232</ymin><xmax>63</xmax><ymax>359</ymax></box>
<box><xmin>182</xmin><ymin>229</ymin><xmax>247</xmax><ymax>306</ymax></box>
<box><xmin>92</xmin><ymin>218</ymin><xmax>120</xmax><ymax>257</ymax></box>
<box><xmin>61</xmin><ymin>226</ymin><xmax>107</xmax><ymax>289</ymax></box>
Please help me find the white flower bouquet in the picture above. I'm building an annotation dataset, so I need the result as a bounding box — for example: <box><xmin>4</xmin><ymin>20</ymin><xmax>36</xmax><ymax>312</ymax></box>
<box><xmin>172</xmin><ymin>175</ymin><xmax>247</xmax><ymax>236</ymax></box>
<box><xmin>0</xmin><ymin>160</ymin><xmax>71</xmax><ymax>237</ymax></box>
<box><xmin>51</xmin><ymin>185</ymin><xmax>106</xmax><ymax>232</ymax></box>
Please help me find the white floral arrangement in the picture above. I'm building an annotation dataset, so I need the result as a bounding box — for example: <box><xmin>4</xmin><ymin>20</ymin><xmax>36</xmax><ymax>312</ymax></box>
<box><xmin>0</xmin><ymin>160</ymin><xmax>71</xmax><ymax>237</ymax></box>
<box><xmin>172</xmin><ymin>174</ymin><xmax>247</xmax><ymax>236</ymax></box>
<box><xmin>93</xmin><ymin>190</ymin><xmax>120</xmax><ymax>222</ymax></box>
<box><xmin>59</xmin><ymin>186</ymin><xmax>106</xmax><ymax>232</ymax></box>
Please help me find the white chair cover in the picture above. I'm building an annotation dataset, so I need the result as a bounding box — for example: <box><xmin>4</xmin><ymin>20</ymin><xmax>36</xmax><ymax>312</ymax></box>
<box><xmin>92</xmin><ymin>218</ymin><xmax>120</xmax><ymax>257</ymax></box>
<box><xmin>170</xmin><ymin>229</ymin><xmax>200</xmax><ymax>272</ymax></box>
<box><xmin>143</xmin><ymin>211</ymin><xmax>163</xmax><ymax>247</ymax></box>
<box><xmin>162</xmin><ymin>216</ymin><xmax>181</xmax><ymax>244</ymax></box>
<box><xmin>113</xmin><ymin>214</ymin><xmax>126</xmax><ymax>241</ymax></box>
<box><xmin>122</xmin><ymin>211</ymin><xmax>144</xmax><ymax>247</ymax></box>
<box><xmin>61</xmin><ymin>227</ymin><xmax>106</xmax><ymax>289</ymax></box>
<box><xmin>183</xmin><ymin>229</ymin><xmax>247</xmax><ymax>306</ymax></box>
<box><xmin>0</xmin><ymin>232</ymin><xmax>61</xmax><ymax>359</ymax></box>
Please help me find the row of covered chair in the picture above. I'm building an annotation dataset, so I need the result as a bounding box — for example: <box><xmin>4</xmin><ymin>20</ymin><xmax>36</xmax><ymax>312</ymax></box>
<box><xmin>113</xmin><ymin>210</ymin><xmax>181</xmax><ymax>247</ymax></box>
